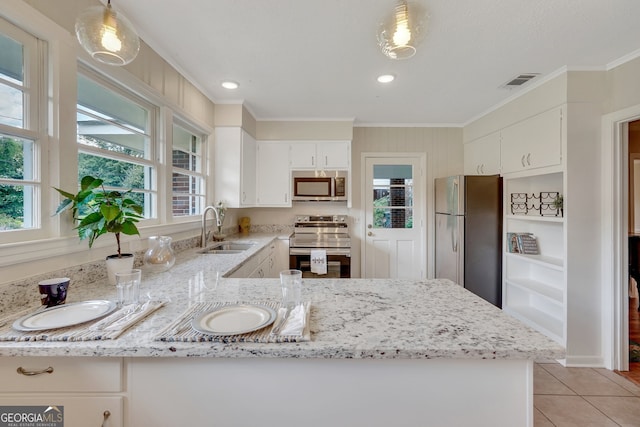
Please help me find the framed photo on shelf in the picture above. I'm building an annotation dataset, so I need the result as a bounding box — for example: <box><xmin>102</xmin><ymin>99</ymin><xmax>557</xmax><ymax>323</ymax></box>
<box><xmin>507</xmin><ymin>232</ymin><xmax>539</xmax><ymax>255</ymax></box>
<box><xmin>507</xmin><ymin>232</ymin><xmax>520</xmax><ymax>253</ymax></box>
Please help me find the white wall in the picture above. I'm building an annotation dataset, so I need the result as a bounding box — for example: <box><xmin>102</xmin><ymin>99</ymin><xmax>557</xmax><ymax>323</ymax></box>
<box><xmin>242</xmin><ymin>127</ymin><xmax>463</xmax><ymax>278</ymax></box>
<box><xmin>351</xmin><ymin>127</ymin><xmax>463</xmax><ymax>278</ymax></box>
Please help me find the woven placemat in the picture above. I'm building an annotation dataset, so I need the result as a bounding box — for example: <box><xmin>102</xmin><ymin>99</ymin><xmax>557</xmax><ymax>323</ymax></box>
<box><xmin>154</xmin><ymin>301</ymin><xmax>311</xmax><ymax>343</ymax></box>
<box><xmin>0</xmin><ymin>301</ymin><xmax>164</xmax><ymax>342</ymax></box>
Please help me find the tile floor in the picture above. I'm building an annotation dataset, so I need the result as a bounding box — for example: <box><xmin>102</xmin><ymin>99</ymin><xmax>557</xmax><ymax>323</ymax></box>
<box><xmin>535</xmin><ymin>362</ymin><xmax>640</xmax><ymax>426</ymax></box>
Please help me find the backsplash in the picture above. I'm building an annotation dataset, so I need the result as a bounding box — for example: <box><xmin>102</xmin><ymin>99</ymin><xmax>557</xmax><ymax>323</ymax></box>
<box><xmin>249</xmin><ymin>224</ymin><xmax>293</xmax><ymax>234</ymax></box>
<box><xmin>0</xmin><ymin>235</ymin><xmax>200</xmax><ymax>315</ymax></box>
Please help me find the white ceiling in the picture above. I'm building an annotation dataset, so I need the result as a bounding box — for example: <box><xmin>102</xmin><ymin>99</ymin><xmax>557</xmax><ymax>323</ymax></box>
<box><xmin>115</xmin><ymin>0</ymin><xmax>640</xmax><ymax>126</ymax></box>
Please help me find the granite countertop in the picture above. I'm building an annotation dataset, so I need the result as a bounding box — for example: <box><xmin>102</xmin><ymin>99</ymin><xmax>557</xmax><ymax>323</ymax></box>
<box><xmin>0</xmin><ymin>234</ymin><xmax>565</xmax><ymax>360</ymax></box>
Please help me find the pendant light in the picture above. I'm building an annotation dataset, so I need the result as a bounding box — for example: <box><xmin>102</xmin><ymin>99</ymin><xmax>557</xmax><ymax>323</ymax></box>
<box><xmin>75</xmin><ymin>0</ymin><xmax>140</xmax><ymax>66</ymax></box>
<box><xmin>377</xmin><ymin>0</ymin><xmax>426</xmax><ymax>60</ymax></box>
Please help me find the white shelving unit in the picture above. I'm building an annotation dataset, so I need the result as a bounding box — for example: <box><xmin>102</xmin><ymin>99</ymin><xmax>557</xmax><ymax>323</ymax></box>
<box><xmin>503</xmin><ymin>171</ymin><xmax>566</xmax><ymax>344</ymax></box>
<box><xmin>482</xmin><ymin>101</ymin><xmax>602</xmax><ymax>365</ymax></box>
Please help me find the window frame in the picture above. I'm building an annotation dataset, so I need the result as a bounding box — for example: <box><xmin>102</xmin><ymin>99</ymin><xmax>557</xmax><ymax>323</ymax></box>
<box><xmin>76</xmin><ymin>65</ymin><xmax>159</xmax><ymax>225</ymax></box>
<box><xmin>0</xmin><ymin>16</ymin><xmax>48</xmax><ymax>243</ymax></box>
<box><xmin>169</xmin><ymin>116</ymin><xmax>207</xmax><ymax>220</ymax></box>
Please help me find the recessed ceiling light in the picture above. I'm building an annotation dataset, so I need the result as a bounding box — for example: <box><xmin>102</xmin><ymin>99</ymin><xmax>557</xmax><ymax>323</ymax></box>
<box><xmin>377</xmin><ymin>74</ymin><xmax>395</xmax><ymax>83</ymax></box>
<box><xmin>221</xmin><ymin>81</ymin><xmax>239</xmax><ymax>89</ymax></box>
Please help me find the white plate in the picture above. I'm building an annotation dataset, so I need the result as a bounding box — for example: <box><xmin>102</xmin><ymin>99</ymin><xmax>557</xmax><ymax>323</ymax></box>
<box><xmin>12</xmin><ymin>300</ymin><xmax>118</xmax><ymax>332</ymax></box>
<box><xmin>192</xmin><ymin>304</ymin><xmax>276</xmax><ymax>336</ymax></box>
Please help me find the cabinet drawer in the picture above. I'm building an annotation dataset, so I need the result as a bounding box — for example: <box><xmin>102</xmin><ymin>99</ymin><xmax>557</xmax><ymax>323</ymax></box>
<box><xmin>0</xmin><ymin>357</ymin><xmax>122</xmax><ymax>392</ymax></box>
<box><xmin>0</xmin><ymin>396</ymin><xmax>123</xmax><ymax>427</ymax></box>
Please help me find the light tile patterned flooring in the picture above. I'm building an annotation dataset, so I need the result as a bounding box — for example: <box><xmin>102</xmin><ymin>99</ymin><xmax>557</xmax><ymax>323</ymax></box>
<box><xmin>535</xmin><ymin>362</ymin><xmax>640</xmax><ymax>426</ymax></box>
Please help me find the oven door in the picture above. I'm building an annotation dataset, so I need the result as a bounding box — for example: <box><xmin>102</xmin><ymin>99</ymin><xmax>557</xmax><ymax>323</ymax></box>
<box><xmin>289</xmin><ymin>248</ymin><xmax>351</xmax><ymax>278</ymax></box>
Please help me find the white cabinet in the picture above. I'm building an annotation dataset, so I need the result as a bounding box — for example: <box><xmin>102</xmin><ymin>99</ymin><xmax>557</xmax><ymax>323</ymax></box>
<box><xmin>498</xmin><ymin>102</ymin><xmax>602</xmax><ymax>365</ymax></box>
<box><xmin>227</xmin><ymin>254</ymin><xmax>260</xmax><ymax>278</ymax></box>
<box><xmin>249</xmin><ymin>242</ymin><xmax>278</xmax><ymax>278</ymax></box>
<box><xmin>256</xmin><ymin>141</ymin><xmax>291</xmax><ymax>206</ymax></box>
<box><xmin>0</xmin><ymin>357</ymin><xmax>123</xmax><ymax>427</ymax></box>
<box><xmin>290</xmin><ymin>142</ymin><xmax>317</xmax><ymax>168</ymax></box>
<box><xmin>502</xmin><ymin>172</ymin><xmax>565</xmax><ymax>344</ymax></box>
<box><xmin>320</xmin><ymin>141</ymin><xmax>350</xmax><ymax>169</ymax></box>
<box><xmin>464</xmin><ymin>131</ymin><xmax>501</xmax><ymax>175</ymax></box>
<box><xmin>276</xmin><ymin>237</ymin><xmax>290</xmax><ymax>273</ymax></box>
<box><xmin>227</xmin><ymin>240</ymin><xmax>279</xmax><ymax>278</ymax></box>
<box><xmin>501</xmin><ymin>107</ymin><xmax>563</xmax><ymax>174</ymax></box>
<box><xmin>214</xmin><ymin>127</ymin><xmax>256</xmax><ymax>207</ymax></box>
<box><xmin>290</xmin><ymin>141</ymin><xmax>350</xmax><ymax>169</ymax></box>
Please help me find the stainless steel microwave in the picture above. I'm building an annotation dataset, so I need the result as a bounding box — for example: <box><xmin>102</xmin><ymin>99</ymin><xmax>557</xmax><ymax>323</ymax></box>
<box><xmin>292</xmin><ymin>171</ymin><xmax>347</xmax><ymax>201</ymax></box>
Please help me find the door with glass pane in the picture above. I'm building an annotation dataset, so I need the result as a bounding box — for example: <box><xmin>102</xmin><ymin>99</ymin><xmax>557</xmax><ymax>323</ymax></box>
<box><xmin>363</xmin><ymin>156</ymin><xmax>425</xmax><ymax>278</ymax></box>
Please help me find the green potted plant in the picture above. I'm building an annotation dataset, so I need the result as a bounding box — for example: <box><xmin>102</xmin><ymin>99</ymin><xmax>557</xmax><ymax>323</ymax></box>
<box><xmin>552</xmin><ymin>194</ymin><xmax>564</xmax><ymax>217</ymax></box>
<box><xmin>54</xmin><ymin>175</ymin><xmax>144</xmax><ymax>284</ymax></box>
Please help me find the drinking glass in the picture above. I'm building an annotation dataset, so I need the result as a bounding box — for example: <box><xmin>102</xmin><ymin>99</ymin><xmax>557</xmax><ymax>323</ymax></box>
<box><xmin>115</xmin><ymin>269</ymin><xmax>141</xmax><ymax>306</ymax></box>
<box><xmin>280</xmin><ymin>269</ymin><xmax>302</xmax><ymax>307</ymax></box>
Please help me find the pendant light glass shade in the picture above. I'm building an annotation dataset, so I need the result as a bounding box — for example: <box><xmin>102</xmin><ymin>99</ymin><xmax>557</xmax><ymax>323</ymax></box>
<box><xmin>75</xmin><ymin>0</ymin><xmax>140</xmax><ymax>66</ymax></box>
<box><xmin>377</xmin><ymin>0</ymin><xmax>426</xmax><ymax>60</ymax></box>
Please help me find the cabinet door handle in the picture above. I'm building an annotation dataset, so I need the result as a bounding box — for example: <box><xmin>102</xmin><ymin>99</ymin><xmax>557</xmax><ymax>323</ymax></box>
<box><xmin>17</xmin><ymin>366</ymin><xmax>54</xmax><ymax>376</ymax></box>
<box><xmin>311</xmin><ymin>156</ymin><xmax>315</xmax><ymax>166</ymax></box>
<box><xmin>325</xmin><ymin>155</ymin><xmax>328</xmax><ymax>166</ymax></box>
<box><xmin>102</xmin><ymin>410</ymin><xmax>111</xmax><ymax>427</ymax></box>
<box><xmin>521</xmin><ymin>155</ymin><xmax>526</xmax><ymax>167</ymax></box>
<box><xmin>480</xmin><ymin>164</ymin><xmax>485</xmax><ymax>174</ymax></box>
<box><xmin>526</xmin><ymin>153</ymin><xmax>531</xmax><ymax>165</ymax></box>
<box><xmin>476</xmin><ymin>165</ymin><xmax>480</xmax><ymax>174</ymax></box>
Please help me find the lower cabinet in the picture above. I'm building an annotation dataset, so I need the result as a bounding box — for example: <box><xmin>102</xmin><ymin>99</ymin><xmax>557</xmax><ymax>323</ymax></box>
<box><xmin>249</xmin><ymin>242</ymin><xmax>277</xmax><ymax>278</ymax></box>
<box><xmin>227</xmin><ymin>240</ymin><xmax>280</xmax><ymax>278</ymax></box>
<box><xmin>276</xmin><ymin>237</ymin><xmax>290</xmax><ymax>273</ymax></box>
<box><xmin>0</xmin><ymin>357</ymin><xmax>124</xmax><ymax>427</ymax></box>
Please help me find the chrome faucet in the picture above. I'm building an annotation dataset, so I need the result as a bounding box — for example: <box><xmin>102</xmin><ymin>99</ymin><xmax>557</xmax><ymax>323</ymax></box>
<box><xmin>201</xmin><ymin>205</ymin><xmax>222</xmax><ymax>247</ymax></box>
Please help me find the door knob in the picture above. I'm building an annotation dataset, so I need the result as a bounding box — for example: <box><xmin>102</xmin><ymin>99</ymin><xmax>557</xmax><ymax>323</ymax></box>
<box><xmin>367</xmin><ymin>224</ymin><xmax>372</xmax><ymax>229</ymax></box>
<box><xmin>367</xmin><ymin>231</ymin><xmax>373</xmax><ymax>236</ymax></box>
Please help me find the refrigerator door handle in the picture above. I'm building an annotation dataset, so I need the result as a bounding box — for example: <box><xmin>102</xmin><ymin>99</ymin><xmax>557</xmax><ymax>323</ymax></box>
<box><xmin>451</xmin><ymin>221</ymin><xmax>458</xmax><ymax>253</ymax></box>
<box><xmin>451</xmin><ymin>178</ymin><xmax>459</xmax><ymax>214</ymax></box>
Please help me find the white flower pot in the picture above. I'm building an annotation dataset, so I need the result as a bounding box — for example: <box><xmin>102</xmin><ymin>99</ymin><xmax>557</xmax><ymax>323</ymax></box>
<box><xmin>105</xmin><ymin>254</ymin><xmax>135</xmax><ymax>285</ymax></box>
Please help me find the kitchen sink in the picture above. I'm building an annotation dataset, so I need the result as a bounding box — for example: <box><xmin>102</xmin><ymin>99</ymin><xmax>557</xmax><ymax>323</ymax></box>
<box><xmin>198</xmin><ymin>242</ymin><xmax>255</xmax><ymax>254</ymax></box>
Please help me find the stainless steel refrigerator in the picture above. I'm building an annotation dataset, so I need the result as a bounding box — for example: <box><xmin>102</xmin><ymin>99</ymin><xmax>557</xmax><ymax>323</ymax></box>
<box><xmin>435</xmin><ymin>175</ymin><xmax>503</xmax><ymax>307</ymax></box>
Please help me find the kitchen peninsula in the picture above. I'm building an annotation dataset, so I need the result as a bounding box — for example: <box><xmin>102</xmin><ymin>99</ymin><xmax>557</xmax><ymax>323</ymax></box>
<box><xmin>0</xmin><ymin>236</ymin><xmax>563</xmax><ymax>427</ymax></box>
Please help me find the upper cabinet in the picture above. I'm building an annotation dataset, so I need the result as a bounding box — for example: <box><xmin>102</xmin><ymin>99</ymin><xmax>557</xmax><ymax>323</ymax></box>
<box><xmin>464</xmin><ymin>131</ymin><xmax>501</xmax><ymax>175</ymax></box>
<box><xmin>500</xmin><ymin>107</ymin><xmax>563</xmax><ymax>174</ymax></box>
<box><xmin>256</xmin><ymin>141</ymin><xmax>291</xmax><ymax>207</ymax></box>
<box><xmin>290</xmin><ymin>141</ymin><xmax>350</xmax><ymax>169</ymax></box>
<box><xmin>214</xmin><ymin>127</ymin><xmax>256</xmax><ymax>208</ymax></box>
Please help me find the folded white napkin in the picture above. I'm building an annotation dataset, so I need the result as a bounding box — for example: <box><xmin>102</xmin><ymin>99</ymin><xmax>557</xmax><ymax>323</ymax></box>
<box><xmin>274</xmin><ymin>303</ymin><xmax>309</xmax><ymax>337</ymax></box>
<box><xmin>101</xmin><ymin>301</ymin><xmax>164</xmax><ymax>333</ymax></box>
<box><xmin>310</xmin><ymin>249</ymin><xmax>327</xmax><ymax>275</ymax></box>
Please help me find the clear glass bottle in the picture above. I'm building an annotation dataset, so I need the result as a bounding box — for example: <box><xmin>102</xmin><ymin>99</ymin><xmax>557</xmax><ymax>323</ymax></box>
<box><xmin>143</xmin><ymin>236</ymin><xmax>176</xmax><ymax>272</ymax></box>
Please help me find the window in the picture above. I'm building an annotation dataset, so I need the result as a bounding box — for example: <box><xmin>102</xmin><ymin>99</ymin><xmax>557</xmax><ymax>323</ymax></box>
<box><xmin>171</xmin><ymin>122</ymin><xmax>205</xmax><ymax>216</ymax></box>
<box><xmin>0</xmin><ymin>18</ymin><xmax>42</xmax><ymax>232</ymax></box>
<box><xmin>77</xmin><ymin>72</ymin><xmax>156</xmax><ymax>218</ymax></box>
<box><xmin>372</xmin><ymin>164</ymin><xmax>414</xmax><ymax>228</ymax></box>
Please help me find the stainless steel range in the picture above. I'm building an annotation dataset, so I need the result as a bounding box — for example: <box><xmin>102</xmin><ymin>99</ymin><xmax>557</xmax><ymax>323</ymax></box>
<box><xmin>289</xmin><ymin>215</ymin><xmax>351</xmax><ymax>278</ymax></box>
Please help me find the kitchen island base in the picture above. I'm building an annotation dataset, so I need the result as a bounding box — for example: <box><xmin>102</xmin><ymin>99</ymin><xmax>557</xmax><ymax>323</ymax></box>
<box><xmin>127</xmin><ymin>357</ymin><xmax>533</xmax><ymax>427</ymax></box>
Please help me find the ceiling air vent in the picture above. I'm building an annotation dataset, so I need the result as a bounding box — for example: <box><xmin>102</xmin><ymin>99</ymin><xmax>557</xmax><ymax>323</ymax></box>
<box><xmin>501</xmin><ymin>73</ymin><xmax>540</xmax><ymax>88</ymax></box>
